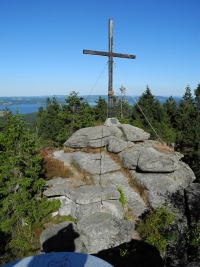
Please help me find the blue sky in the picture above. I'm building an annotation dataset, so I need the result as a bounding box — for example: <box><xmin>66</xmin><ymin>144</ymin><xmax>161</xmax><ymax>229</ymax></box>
<box><xmin>0</xmin><ymin>0</ymin><xmax>199</xmax><ymax>97</ymax></box>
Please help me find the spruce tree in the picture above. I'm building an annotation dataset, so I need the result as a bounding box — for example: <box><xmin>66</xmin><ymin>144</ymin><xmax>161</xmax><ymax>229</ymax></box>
<box><xmin>193</xmin><ymin>83</ymin><xmax>200</xmax><ymax>181</ymax></box>
<box><xmin>132</xmin><ymin>86</ymin><xmax>175</xmax><ymax>142</ymax></box>
<box><xmin>37</xmin><ymin>96</ymin><xmax>63</xmax><ymax>146</ymax></box>
<box><xmin>58</xmin><ymin>91</ymin><xmax>94</xmax><ymax>142</ymax></box>
<box><xmin>175</xmin><ymin>85</ymin><xmax>196</xmax><ymax>166</ymax></box>
<box><xmin>0</xmin><ymin>112</ymin><xmax>45</xmax><ymax>261</ymax></box>
<box><xmin>93</xmin><ymin>96</ymin><xmax>107</xmax><ymax>123</ymax></box>
<box><xmin>163</xmin><ymin>96</ymin><xmax>177</xmax><ymax>127</ymax></box>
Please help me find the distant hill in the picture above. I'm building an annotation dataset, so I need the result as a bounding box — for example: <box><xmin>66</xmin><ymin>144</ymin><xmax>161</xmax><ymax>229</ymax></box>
<box><xmin>0</xmin><ymin>95</ymin><xmax>182</xmax><ymax>107</ymax></box>
<box><xmin>81</xmin><ymin>95</ymin><xmax>182</xmax><ymax>105</ymax></box>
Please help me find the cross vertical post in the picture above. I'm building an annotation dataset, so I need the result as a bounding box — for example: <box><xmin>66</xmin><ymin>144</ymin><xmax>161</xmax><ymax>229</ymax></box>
<box><xmin>108</xmin><ymin>19</ymin><xmax>113</xmax><ymax>118</ymax></box>
<box><xmin>83</xmin><ymin>19</ymin><xmax>136</xmax><ymax>118</ymax></box>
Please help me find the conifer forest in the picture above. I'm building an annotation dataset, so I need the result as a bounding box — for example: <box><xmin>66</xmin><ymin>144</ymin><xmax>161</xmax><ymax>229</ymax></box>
<box><xmin>0</xmin><ymin>83</ymin><xmax>200</xmax><ymax>265</ymax></box>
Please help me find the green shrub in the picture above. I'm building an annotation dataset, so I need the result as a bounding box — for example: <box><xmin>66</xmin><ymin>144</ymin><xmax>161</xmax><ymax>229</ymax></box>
<box><xmin>118</xmin><ymin>188</ymin><xmax>127</xmax><ymax>207</ymax></box>
<box><xmin>183</xmin><ymin>222</ymin><xmax>200</xmax><ymax>261</ymax></box>
<box><xmin>136</xmin><ymin>207</ymin><xmax>175</xmax><ymax>253</ymax></box>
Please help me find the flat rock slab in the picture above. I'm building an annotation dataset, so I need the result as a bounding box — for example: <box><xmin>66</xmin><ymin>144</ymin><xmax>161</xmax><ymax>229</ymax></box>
<box><xmin>77</xmin><ymin>212</ymin><xmax>135</xmax><ymax>254</ymax></box>
<box><xmin>70</xmin><ymin>200</ymin><xmax>124</xmax><ymax>220</ymax></box>
<box><xmin>46</xmin><ymin>177</ymin><xmax>85</xmax><ymax>189</ymax></box>
<box><xmin>185</xmin><ymin>183</ymin><xmax>200</xmax><ymax>223</ymax></box>
<box><xmin>43</xmin><ymin>184</ymin><xmax>70</xmax><ymax>197</ymax></box>
<box><xmin>93</xmin><ymin>172</ymin><xmax>129</xmax><ymax>188</ymax></box>
<box><xmin>64</xmin><ymin>126</ymin><xmax>111</xmax><ymax>148</ymax></box>
<box><xmin>138</xmin><ymin>147</ymin><xmax>180</xmax><ymax>172</ymax></box>
<box><xmin>118</xmin><ymin>124</ymin><xmax>150</xmax><ymax>141</ymax></box>
<box><xmin>71</xmin><ymin>151</ymin><xmax>121</xmax><ymax>174</ymax></box>
<box><xmin>44</xmin><ymin>185</ymin><xmax>120</xmax><ymax>204</ymax></box>
<box><xmin>67</xmin><ymin>186</ymin><xmax>120</xmax><ymax>204</ymax></box>
<box><xmin>58</xmin><ymin>197</ymin><xmax>124</xmax><ymax>220</ymax></box>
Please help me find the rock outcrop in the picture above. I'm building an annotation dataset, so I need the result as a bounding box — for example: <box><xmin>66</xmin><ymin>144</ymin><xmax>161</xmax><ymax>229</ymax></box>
<box><xmin>40</xmin><ymin>123</ymin><xmax>198</xmax><ymax>267</ymax></box>
<box><xmin>185</xmin><ymin>183</ymin><xmax>200</xmax><ymax>224</ymax></box>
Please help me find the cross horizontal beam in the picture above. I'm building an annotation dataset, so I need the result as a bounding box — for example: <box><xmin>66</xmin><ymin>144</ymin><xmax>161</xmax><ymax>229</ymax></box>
<box><xmin>83</xmin><ymin>49</ymin><xmax>136</xmax><ymax>59</ymax></box>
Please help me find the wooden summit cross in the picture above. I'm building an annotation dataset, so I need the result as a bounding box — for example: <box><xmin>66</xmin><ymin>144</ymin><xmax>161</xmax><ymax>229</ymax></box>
<box><xmin>83</xmin><ymin>19</ymin><xmax>136</xmax><ymax>118</ymax></box>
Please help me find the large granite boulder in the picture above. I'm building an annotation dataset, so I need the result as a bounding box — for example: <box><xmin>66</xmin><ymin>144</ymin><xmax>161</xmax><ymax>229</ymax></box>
<box><xmin>107</xmin><ymin>136</ymin><xmax>133</xmax><ymax>153</ymax></box>
<box><xmin>119</xmin><ymin>146</ymin><xmax>143</xmax><ymax>170</ymax></box>
<box><xmin>64</xmin><ymin>124</ymin><xmax>150</xmax><ymax>149</ymax></box>
<box><xmin>131</xmin><ymin>164</ymin><xmax>195</xmax><ymax>209</ymax></box>
<box><xmin>64</xmin><ymin>126</ymin><xmax>111</xmax><ymax>148</ymax></box>
<box><xmin>185</xmin><ymin>183</ymin><xmax>200</xmax><ymax>223</ymax></box>
<box><xmin>118</xmin><ymin>124</ymin><xmax>150</xmax><ymax>141</ymax></box>
<box><xmin>137</xmin><ymin>147</ymin><xmax>180</xmax><ymax>172</ymax></box>
<box><xmin>119</xmin><ymin>146</ymin><xmax>180</xmax><ymax>173</ymax></box>
<box><xmin>40</xmin><ymin>213</ymin><xmax>134</xmax><ymax>255</ymax></box>
<box><xmin>77</xmin><ymin>212</ymin><xmax>135</xmax><ymax>254</ymax></box>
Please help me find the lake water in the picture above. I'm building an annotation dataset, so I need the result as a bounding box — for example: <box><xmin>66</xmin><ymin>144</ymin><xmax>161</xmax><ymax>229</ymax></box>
<box><xmin>0</xmin><ymin>102</ymin><xmax>96</xmax><ymax>115</ymax></box>
<box><xmin>0</xmin><ymin>104</ymin><xmax>45</xmax><ymax>114</ymax></box>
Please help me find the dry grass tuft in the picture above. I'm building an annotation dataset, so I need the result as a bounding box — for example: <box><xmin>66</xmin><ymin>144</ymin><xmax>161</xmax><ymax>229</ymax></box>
<box><xmin>43</xmin><ymin>157</ymin><xmax>73</xmax><ymax>180</ymax></box>
<box><xmin>64</xmin><ymin>146</ymin><xmax>105</xmax><ymax>154</ymax></box>
<box><xmin>79</xmin><ymin>147</ymin><xmax>105</xmax><ymax>154</ymax></box>
<box><xmin>153</xmin><ymin>141</ymin><xmax>174</xmax><ymax>154</ymax></box>
<box><xmin>40</xmin><ymin>149</ymin><xmax>72</xmax><ymax>180</ymax></box>
<box><xmin>64</xmin><ymin>146</ymin><xmax>75</xmax><ymax>153</ymax></box>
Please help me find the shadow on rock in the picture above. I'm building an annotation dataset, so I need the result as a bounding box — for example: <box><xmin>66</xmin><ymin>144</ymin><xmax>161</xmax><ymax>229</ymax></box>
<box><xmin>93</xmin><ymin>239</ymin><xmax>164</xmax><ymax>267</ymax></box>
<box><xmin>42</xmin><ymin>223</ymin><xmax>80</xmax><ymax>253</ymax></box>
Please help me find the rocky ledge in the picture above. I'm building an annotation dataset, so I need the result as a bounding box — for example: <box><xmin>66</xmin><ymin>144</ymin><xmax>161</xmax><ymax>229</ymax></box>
<box><xmin>40</xmin><ymin>123</ymin><xmax>199</xmax><ymax>267</ymax></box>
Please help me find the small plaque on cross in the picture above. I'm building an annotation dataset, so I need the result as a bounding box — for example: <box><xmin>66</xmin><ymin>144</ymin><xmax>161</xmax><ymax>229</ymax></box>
<box><xmin>104</xmin><ymin>117</ymin><xmax>121</xmax><ymax>126</ymax></box>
